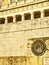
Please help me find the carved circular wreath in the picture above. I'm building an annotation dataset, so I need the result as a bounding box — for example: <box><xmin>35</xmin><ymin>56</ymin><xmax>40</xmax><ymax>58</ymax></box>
<box><xmin>31</xmin><ymin>39</ymin><xmax>46</xmax><ymax>56</ymax></box>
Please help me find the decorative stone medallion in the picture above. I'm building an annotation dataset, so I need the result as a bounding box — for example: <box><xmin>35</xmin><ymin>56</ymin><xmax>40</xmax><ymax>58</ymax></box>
<box><xmin>31</xmin><ymin>39</ymin><xmax>46</xmax><ymax>56</ymax></box>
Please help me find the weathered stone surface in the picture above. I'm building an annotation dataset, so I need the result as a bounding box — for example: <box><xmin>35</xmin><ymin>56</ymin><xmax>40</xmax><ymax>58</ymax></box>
<box><xmin>0</xmin><ymin>0</ymin><xmax>49</xmax><ymax>65</ymax></box>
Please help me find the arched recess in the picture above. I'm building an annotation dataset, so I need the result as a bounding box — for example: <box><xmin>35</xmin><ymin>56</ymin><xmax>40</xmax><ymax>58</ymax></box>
<box><xmin>24</xmin><ymin>13</ymin><xmax>31</xmax><ymax>20</ymax></box>
<box><xmin>0</xmin><ymin>18</ymin><xmax>5</xmax><ymax>24</ymax></box>
<box><xmin>44</xmin><ymin>9</ymin><xmax>49</xmax><ymax>17</ymax></box>
<box><xmin>7</xmin><ymin>16</ymin><xmax>13</xmax><ymax>23</ymax></box>
<box><xmin>34</xmin><ymin>11</ymin><xmax>41</xmax><ymax>18</ymax></box>
<box><xmin>15</xmin><ymin>15</ymin><xmax>22</xmax><ymax>21</ymax></box>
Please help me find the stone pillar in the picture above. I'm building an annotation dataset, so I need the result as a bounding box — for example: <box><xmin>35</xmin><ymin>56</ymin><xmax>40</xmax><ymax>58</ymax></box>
<box><xmin>31</xmin><ymin>12</ymin><xmax>34</xmax><ymax>20</ymax></box>
<box><xmin>41</xmin><ymin>10</ymin><xmax>44</xmax><ymax>18</ymax></box>
<box><xmin>8</xmin><ymin>0</ymin><xmax>10</xmax><ymax>5</ymax></box>
<box><xmin>15</xmin><ymin>0</ymin><xmax>18</xmax><ymax>5</ymax></box>
<box><xmin>22</xmin><ymin>14</ymin><xmax>24</xmax><ymax>21</ymax></box>
<box><xmin>13</xmin><ymin>15</ymin><xmax>16</xmax><ymax>23</ymax></box>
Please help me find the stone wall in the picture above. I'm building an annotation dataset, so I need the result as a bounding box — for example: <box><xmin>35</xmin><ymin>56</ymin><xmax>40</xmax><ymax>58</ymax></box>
<box><xmin>0</xmin><ymin>0</ymin><xmax>49</xmax><ymax>65</ymax></box>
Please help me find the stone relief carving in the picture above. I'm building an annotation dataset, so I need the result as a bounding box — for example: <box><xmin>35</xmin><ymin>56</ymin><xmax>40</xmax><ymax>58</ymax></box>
<box><xmin>0</xmin><ymin>56</ymin><xmax>27</xmax><ymax>65</ymax></box>
<box><xmin>31</xmin><ymin>39</ymin><xmax>46</xmax><ymax>56</ymax></box>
